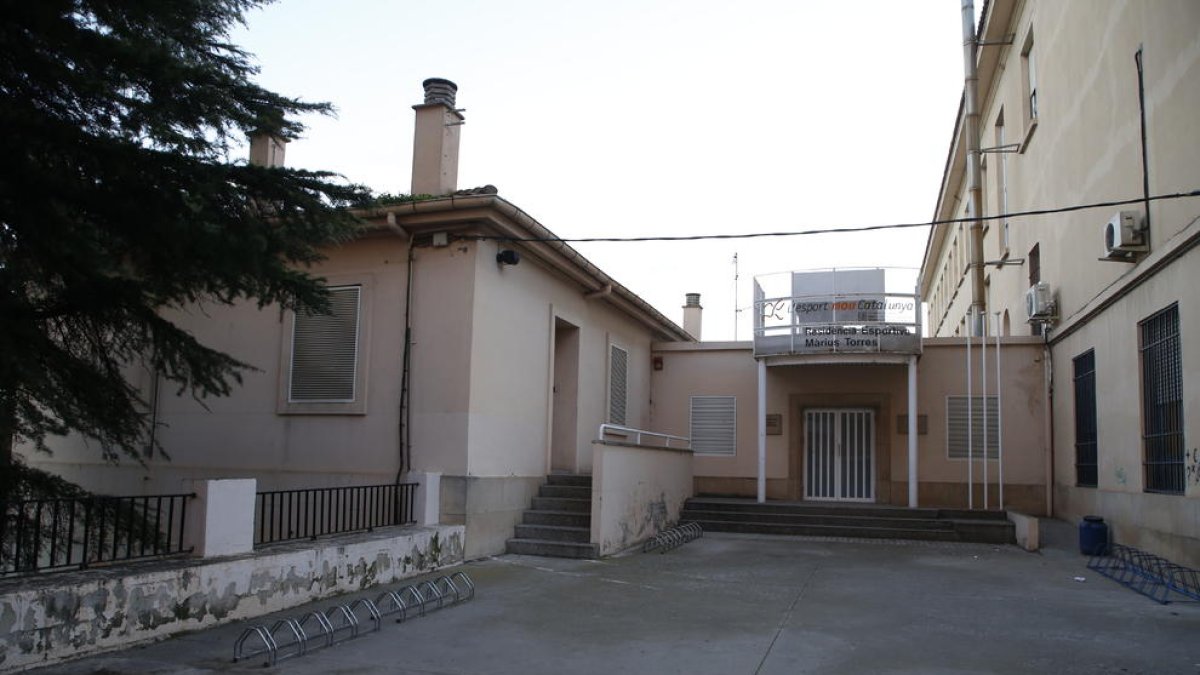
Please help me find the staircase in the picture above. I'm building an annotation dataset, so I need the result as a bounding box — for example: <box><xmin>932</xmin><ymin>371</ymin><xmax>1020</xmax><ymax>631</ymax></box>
<box><xmin>506</xmin><ymin>474</ymin><xmax>599</xmax><ymax>559</ymax></box>
<box><xmin>681</xmin><ymin>498</ymin><xmax>1014</xmax><ymax>544</ymax></box>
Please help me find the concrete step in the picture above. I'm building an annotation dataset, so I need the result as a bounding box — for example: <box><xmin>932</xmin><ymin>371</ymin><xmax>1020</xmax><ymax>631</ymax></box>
<box><xmin>680</xmin><ymin>509</ymin><xmax>956</xmax><ymax>531</ymax></box>
<box><xmin>514</xmin><ymin>524</ymin><xmax>591</xmax><ymax>543</ymax></box>
<box><xmin>538</xmin><ymin>484</ymin><xmax>592</xmax><ymax>500</ymax></box>
<box><xmin>686</xmin><ymin>498</ymin><xmax>943</xmax><ymax>520</ymax></box>
<box><xmin>686</xmin><ymin>519</ymin><xmax>962</xmax><ymax>542</ymax></box>
<box><xmin>506</xmin><ymin>538</ymin><xmax>599</xmax><ymax>559</ymax></box>
<box><xmin>546</xmin><ymin>474</ymin><xmax>593</xmax><ymax>488</ymax></box>
<box><xmin>531</xmin><ymin>496</ymin><xmax>591</xmax><ymax>513</ymax></box>
<box><xmin>523</xmin><ymin>510</ymin><xmax>591</xmax><ymax>528</ymax></box>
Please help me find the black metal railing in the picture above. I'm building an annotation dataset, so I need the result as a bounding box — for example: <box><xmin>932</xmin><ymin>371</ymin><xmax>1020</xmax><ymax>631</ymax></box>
<box><xmin>255</xmin><ymin>483</ymin><xmax>417</xmax><ymax>546</ymax></box>
<box><xmin>0</xmin><ymin>493</ymin><xmax>193</xmax><ymax>576</ymax></box>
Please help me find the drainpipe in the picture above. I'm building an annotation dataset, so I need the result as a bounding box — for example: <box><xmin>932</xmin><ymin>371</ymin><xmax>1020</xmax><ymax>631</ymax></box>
<box><xmin>962</xmin><ymin>0</ymin><xmax>986</xmax><ymax>333</ymax></box>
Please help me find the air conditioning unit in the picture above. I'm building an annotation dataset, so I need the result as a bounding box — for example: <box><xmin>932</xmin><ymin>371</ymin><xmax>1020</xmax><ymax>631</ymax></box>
<box><xmin>1103</xmin><ymin>211</ymin><xmax>1147</xmax><ymax>257</ymax></box>
<box><xmin>1025</xmin><ymin>282</ymin><xmax>1055</xmax><ymax>321</ymax></box>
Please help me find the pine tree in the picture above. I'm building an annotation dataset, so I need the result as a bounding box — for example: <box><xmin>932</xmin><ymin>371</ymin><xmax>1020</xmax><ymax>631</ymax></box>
<box><xmin>0</xmin><ymin>0</ymin><xmax>369</xmax><ymax>485</ymax></box>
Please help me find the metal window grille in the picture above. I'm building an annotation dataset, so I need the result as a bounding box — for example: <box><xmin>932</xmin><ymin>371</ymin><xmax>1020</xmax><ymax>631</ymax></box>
<box><xmin>1073</xmin><ymin>349</ymin><xmax>1098</xmax><ymax>487</ymax></box>
<box><xmin>289</xmin><ymin>286</ymin><xmax>361</xmax><ymax>402</ymax></box>
<box><xmin>1140</xmin><ymin>304</ymin><xmax>1184</xmax><ymax>494</ymax></box>
<box><xmin>690</xmin><ymin>396</ymin><xmax>736</xmax><ymax>456</ymax></box>
<box><xmin>609</xmin><ymin>345</ymin><xmax>627</xmax><ymax>425</ymax></box>
<box><xmin>946</xmin><ymin>396</ymin><xmax>999</xmax><ymax>459</ymax></box>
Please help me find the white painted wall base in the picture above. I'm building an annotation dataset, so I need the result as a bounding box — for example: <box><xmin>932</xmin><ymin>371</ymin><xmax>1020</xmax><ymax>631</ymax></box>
<box><xmin>0</xmin><ymin>525</ymin><xmax>464</xmax><ymax>674</ymax></box>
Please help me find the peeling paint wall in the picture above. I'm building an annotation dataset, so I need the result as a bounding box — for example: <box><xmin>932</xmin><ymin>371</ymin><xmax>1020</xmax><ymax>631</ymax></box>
<box><xmin>0</xmin><ymin>525</ymin><xmax>463</xmax><ymax>673</ymax></box>
<box><xmin>590</xmin><ymin>441</ymin><xmax>693</xmax><ymax>556</ymax></box>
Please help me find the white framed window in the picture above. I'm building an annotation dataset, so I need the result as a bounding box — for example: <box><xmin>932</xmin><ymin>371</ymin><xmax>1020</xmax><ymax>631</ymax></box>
<box><xmin>690</xmin><ymin>396</ymin><xmax>736</xmax><ymax>456</ymax></box>
<box><xmin>278</xmin><ymin>280</ymin><xmax>371</xmax><ymax>415</ymax></box>
<box><xmin>946</xmin><ymin>395</ymin><xmax>999</xmax><ymax>459</ymax></box>
<box><xmin>994</xmin><ymin>108</ymin><xmax>1010</xmax><ymax>253</ymax></box>
<box><xmin>608</xmin><ymin>344</ymin><xmax>628</xmax><ymax>425</ymax></box>
<box><xmin>1020</xmin><ymin>27</ymin><xmax>1039</xmax><ymax>148</ymax></box>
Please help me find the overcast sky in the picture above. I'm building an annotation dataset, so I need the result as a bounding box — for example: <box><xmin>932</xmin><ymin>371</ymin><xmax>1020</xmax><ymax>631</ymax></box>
<box><xmin>234</xmin><ymin>0</ymin><xmax>970</xmax><ymax>340</ymax></box>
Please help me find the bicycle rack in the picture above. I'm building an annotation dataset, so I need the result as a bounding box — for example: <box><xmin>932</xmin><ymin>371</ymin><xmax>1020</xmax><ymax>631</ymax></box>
<box><xmin>233</xmin><ymin>624</ymin><xmax>278</xmax><ymax>666</ymax></box>
<box><xmin>324</xmin><ymin>604</ymin><xmax>360</xmax><ymax>644</ymax></box>
<box><xmin>231</xmin><ymin>571</ymin><xmax>476</xmax><ymax>664</ymax></box>
<box><xmin>268</xmin><ymin>618</ymin><xmax>307</xmax><ymax>663</ymax></box>
<box><xmin>643</xmin><ymin>522</ymin><xmax>704</xmax><ymax>554</ymax></box>
<box><xmin>1088</xmin><ymin>543</ymin><xmax>1200</xmax><ymax>604</ymax></box>
<box><xmin>298</xmin><ymin>610</ymin><xmax>335</xmax><ymax>649</ymax></box>
<box><xmin>349</xmin><ymin>598</ymin><xmax>383</xmax><ymax>633</ymax></box>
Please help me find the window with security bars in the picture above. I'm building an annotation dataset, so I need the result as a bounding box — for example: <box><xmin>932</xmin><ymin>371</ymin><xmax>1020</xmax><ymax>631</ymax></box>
<box><xmin>289</xmin><ymin>286</ymin><xmax>361</xmax><ymax>402</ymax></box>
<box><xmin>608</xmin><ymin>345</ymin><xmax>628</xmax><ymax>425</ymax></box>
<box><xmin>1073</xmin><ymin>350</ymin><xmax>1098</xmax><ymax>487</ymax></box>
<box><xmin>690</xmin><ymin>396</ymin><xmax>736</xmax><ymax>455</ymax></box>
<box><xmin>946</xmin><ymin>396</ymin><xmax>999</xmax><ymax>459</ymax></box>
<box><xmin>1140</xmin><ymin>304</ymin><xmax>1184</xmax><ymax>494</ymax></box>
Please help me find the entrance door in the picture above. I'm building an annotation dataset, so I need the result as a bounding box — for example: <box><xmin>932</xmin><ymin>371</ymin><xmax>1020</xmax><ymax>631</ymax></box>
<box><xmin>550</xmin><ymin>319</ymin><xmax>580</xmax><ymax>473</ymax></box>
<box><xmin>805</xmin><ymin>409</ymin><xmax>875</xmax><ymax>501</ymax></box>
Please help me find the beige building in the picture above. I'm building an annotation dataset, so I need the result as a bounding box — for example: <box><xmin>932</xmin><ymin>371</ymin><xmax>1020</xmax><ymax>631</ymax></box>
<box><xmin>651</xmin><ymin>269</ymin><xmax>1048</xmax><ymax>517</ymax></box>
<box><xmin>921</xmin><ymin>0</ymin><xmax>1200</xmax><ymax>565</ymax></box>
<box><xmin>22</xmin><ymin>79</ymin><xmax>691</xmax><ymax>558</ymax></box>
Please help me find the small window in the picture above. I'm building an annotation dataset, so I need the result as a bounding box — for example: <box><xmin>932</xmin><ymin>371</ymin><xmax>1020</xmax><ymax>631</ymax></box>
<box><xmin>1073</xmin><ymin>350</ymin><xmax>1098</xmax><ymax>487</ymax></box>
<box><xmin>947</xmin><ymin>396</ymin><xmax>999</xmax><ymax>459</ymax></box>
<box><xmin>1140</xmin><ymin>304</ymin><xmax>1184</xmax><ymax>494</ymax></box>
<box><xmin>1021</xmin><ymin>30</ymin><xmax>1038</xmax><ymax>124</ymax></box>
<box><xmin>608</xmin><ymin>344</ymin><xmax>628</xmax><ymax>425</ymax></box>
<box><xmin>690</xmin><ymin>396</ymin><xmax>736</xmax><ymax>456</ymax></box>
<box><xmin>289</xmin><ymin>286</ymin><xmax>361</xmax><ymax>402</ymax></box>
<box><xmin>994</xmin><ymin>109</ymin><xmax>1010</xmax><ymax>252</ymax></box>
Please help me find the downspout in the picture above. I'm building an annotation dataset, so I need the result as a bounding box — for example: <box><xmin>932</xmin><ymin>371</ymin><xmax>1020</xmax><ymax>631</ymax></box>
<box><xmin>1135</xmin><ymin>47</ymin><xmax>1151</xmax><ymax>231</ymax></box>
<box><xmin>962</xmin><ymin>0</ymin><xmax>987</xmax><ymax>333</ymax></box>
<box><xmin>395</xmin><ymin>239</ymin><xmax>417</xmax><ymax>484</ymax></box>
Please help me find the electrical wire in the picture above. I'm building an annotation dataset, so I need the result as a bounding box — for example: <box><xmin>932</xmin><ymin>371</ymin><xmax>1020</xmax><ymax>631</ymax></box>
<box><xmin>461</xmin><ymin>189</ymin><xmax>1200</xmax><ymax>244</ymax></box>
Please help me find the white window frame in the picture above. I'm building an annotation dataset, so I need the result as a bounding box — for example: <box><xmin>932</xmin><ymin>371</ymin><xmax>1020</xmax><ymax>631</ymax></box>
<box><xmin>278</xmin><ymin>277</ymin><xmax>372</xmax><ymax>415</ymax></box>
<box><xmin>689</xmin><ymin>395</ymin><xmax>737</xmax><ymax>456</ymax></box>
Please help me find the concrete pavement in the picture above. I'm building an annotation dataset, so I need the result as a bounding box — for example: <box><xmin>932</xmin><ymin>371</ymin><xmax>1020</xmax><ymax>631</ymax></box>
<box><xmin>28</xmin><ymin>520</ymin><xmax>1200</xmax><ymax>674</ymax></box>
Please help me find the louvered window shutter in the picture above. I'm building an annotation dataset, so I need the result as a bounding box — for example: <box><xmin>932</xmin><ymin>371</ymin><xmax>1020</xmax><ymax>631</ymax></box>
<box><xmin>289</xmin><ymin>286</ymin><xmax>361</xmax><ymax>402</ymax></box>
<box><xmin>946</xmin><ymin>395</ymin><xmax>999</xmax><ymax>459</ymax></box>
<box><xmin>690</xmin><ymin>396</ymin><xmax>736</xmax><ymax>455</ymax></box>
<box><xmin>609</xmin><ymin>345</ymin><xmax>628</xmax><ymax>425</ymax></box>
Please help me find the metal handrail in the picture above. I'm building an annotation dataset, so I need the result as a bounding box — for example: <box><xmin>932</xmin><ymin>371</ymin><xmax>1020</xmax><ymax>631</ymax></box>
<box><xmin>598</xmin><ymin>424</ymin><xmax>690</xmax><ymax>450</ymax></box>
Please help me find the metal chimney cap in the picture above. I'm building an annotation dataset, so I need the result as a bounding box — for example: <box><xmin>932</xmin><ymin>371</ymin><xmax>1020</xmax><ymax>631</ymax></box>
<box><xmin>422</xmin><ymin>78</ymin><xmax>458</xmax><ymax>107</ymax></box>
<box><xmin>684</xmin><ymin>293</ymin><xmax>702</xmax><ymax>307</ymax></box>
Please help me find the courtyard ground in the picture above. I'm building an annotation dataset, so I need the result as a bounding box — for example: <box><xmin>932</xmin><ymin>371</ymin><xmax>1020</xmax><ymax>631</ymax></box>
<box><xmin>29</xmin><ymin>520</ymin><xmax>1200</xmax><ymax>674</ymax></box>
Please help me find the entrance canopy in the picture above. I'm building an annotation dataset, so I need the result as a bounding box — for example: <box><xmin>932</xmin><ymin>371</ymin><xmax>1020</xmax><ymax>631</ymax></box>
<box><xmin>753</xmin><ymin>268</ymin><xmax>922</xmax><ymax>358</ymax></box>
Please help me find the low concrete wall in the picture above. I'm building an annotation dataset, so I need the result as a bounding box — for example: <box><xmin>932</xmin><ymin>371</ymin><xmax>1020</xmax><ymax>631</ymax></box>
<box><xmin>0</xmin><ymin>525</ymin><xmax>463</xmax><ymax>673</ymax></box>
<box><xmin>1007</xmin><ymin>511</ymin><xmax>1040</xmax><ymax>552</ymax></box>
<box><xmin>591</xmin><ymin>440</ymin><xmax>693</xmax><ymax>556</ymax></box>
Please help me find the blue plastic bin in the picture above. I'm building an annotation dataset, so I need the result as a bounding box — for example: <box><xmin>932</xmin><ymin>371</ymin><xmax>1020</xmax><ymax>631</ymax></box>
<box><xmin>1079</xmin><ymin>515</ymin><xmax>1109</xmax><ymax>555</ymax></box>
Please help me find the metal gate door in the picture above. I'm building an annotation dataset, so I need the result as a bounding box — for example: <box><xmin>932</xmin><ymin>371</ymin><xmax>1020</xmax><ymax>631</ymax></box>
<box><xmin>805</xmin><ymin>409</ymin><xmax>875</xmax><ymax>501</ymax></box>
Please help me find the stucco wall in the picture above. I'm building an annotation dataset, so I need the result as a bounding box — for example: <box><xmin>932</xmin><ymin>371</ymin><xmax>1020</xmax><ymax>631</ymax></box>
<box><xmin>466</xmin><ymin>238</ymin><xmax>656</xmax><ymax>480</ymax></box>
<box><xmin>0</xmin><ymin>525</ymin><xmax>463</xmax><ymax>673</ymax></box>
<box><xmin>20</xmin><ymin>235</ymin><xmax>412</xmax><ymax>495</ymax></box>
<box><xmin>590</xmin><ymin>441</ymin><xmax>693</xmax><ymax>556</ymax></box>
<box><xmin>1050</xmin><ymin>245</ymin><xmax>1200</xmax><ymax>568</ymax></box>
<box><xmin>651</xmin><ymin>340</ymin><xmax>1047</xmax><ymax>512</ymax></box>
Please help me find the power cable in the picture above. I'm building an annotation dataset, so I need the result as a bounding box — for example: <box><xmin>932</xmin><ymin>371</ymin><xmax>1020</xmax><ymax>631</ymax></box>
<box><xmin>462</xmin><ymin>189</ymin><xmax>1200</xmax><ymax>244</ymax></box>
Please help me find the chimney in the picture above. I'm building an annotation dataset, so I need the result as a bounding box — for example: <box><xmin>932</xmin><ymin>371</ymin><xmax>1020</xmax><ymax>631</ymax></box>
<box><xmin>683</xmin><ymin>293</ymin><xmax>703</xmax><ymax>340</ymax></box>
<box><xmin>248</xmin><ymin>133</ymin><xmax>287</xmax><ymax>168</ymax></box>
<box><xmin>411</xmin><ymin>78</ymin><xmax>464</xmax><ymax>196</ymax></box>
